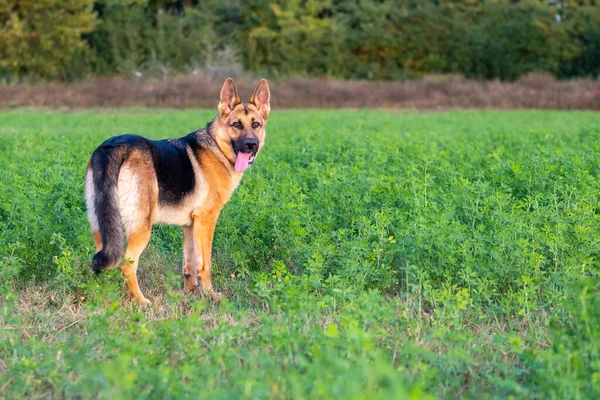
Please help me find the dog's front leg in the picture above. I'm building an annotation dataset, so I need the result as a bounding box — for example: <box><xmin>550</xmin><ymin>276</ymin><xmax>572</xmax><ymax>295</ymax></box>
<box><xmin>191</xmin><ymin>209</ymin><xmax>222</xmax><ymax>301</ymax></box>
<box><xmin>182</xmin><ymin>225</ymin><xmax>199</xmax><ymax>292</ymax></box>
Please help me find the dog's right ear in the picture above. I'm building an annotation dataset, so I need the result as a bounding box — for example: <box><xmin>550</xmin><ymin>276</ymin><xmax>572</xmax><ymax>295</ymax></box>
<box><xmin>218</xmin><ymin>78</ymin><xmax>241</xmax><ymax>117</ymax></box>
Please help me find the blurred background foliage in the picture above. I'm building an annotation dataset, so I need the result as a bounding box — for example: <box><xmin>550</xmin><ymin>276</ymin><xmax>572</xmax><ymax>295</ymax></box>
<box><xmin>0</xmin><ymin>0</ymin><xmax>599</xmax><ymax>82</ymax></box>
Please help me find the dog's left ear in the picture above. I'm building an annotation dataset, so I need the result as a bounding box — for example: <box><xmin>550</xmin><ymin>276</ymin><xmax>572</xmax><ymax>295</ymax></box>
<box><xmin>250</xmin><ymin>79</ymin><xmax>270</xmax><ymax>121</ymax></box>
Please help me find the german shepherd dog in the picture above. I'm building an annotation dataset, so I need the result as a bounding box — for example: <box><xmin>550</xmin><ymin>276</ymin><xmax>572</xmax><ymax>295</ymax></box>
<box><xmin>85</xmin><ymin>78</ymin><xmax>270</xmax><ymax>304</ymax></box>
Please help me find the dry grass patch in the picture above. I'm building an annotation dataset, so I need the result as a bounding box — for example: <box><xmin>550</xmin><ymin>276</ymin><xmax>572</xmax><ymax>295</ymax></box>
<box><xmin>1</xmin><ymin>73</ymin><xmax>598</xmax><ymax>110</ymax></box>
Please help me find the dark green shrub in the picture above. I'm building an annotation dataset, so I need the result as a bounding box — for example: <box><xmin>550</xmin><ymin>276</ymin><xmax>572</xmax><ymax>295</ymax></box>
<box><xmin>0</xmin><ymin>0</ymin><xmax>96</xmax><ymax>81</ymax></box>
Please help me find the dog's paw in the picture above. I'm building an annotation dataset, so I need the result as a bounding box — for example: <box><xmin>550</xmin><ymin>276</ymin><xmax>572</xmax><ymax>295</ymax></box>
<box><xmin>137</xmin><ymin>296</ymin><xmax>152</xmax><ymax>305</ymax></box>
<box><xmin>183</xmin><ymin>275</ymin><xmax>199</xmax><ymax>293</ymax></box>
<box><xmin>211</xmin><ymin>291</ymin><xmax>223</xmax><ymax>302</ymax></box>
<box><xmin>183</xmin><ymin>283</ymin><xmax>198</xmax><ymax>293</ymax></box>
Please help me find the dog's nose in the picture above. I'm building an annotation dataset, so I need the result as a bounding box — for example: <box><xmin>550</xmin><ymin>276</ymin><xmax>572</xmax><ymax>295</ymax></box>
<box><xmin>243</xmin><ymin>138</ymin><xmax>258</xmax><ymax>152</ymax></box>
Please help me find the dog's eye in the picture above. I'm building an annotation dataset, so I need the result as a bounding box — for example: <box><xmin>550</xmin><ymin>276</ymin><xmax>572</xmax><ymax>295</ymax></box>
<box><xmin>252</xmin><ymin>121</ymin><xmax>260</xmax><ymax>129</ymax></box>
<box><xmin>232</xmin><ymin>121</ymin><xmax>242</xmax><ymax>129</ymax></box>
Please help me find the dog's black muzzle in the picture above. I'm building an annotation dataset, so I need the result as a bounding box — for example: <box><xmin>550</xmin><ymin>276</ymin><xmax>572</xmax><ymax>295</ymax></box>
<box><xmin>233</xmin><ymin>137</ymin><xmax>259</xmax><ymax>162</ymax></box>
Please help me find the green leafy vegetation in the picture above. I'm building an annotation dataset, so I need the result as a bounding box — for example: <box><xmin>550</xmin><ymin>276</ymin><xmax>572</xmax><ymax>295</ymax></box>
<box><xmin>0</xmin><ymin>0</ymin><xmax>96</xmax><ymax>81</ymax></box>
<box><xmin>1</xmin><ymin>109</ymin><xmax>600</xmax><ymax>398</ymax></box>
<box><xmin>2</xmin><ymin>0</ymin><xmax>600</xmax><ymax>82</ymax></box>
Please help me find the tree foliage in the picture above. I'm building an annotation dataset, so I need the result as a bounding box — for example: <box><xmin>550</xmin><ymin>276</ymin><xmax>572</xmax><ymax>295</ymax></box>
<box><xmin>1</xmin><ymin>0</ymin><xmax>599</xmax><ymax>81</ymax></box>
<box><xmin>0</xmin><ymin>0</ymin><xmax>96</xmax><ymax>81</ymax></box>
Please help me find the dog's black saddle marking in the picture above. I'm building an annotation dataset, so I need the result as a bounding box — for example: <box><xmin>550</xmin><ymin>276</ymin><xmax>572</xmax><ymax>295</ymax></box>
<box><xmin>96</xmin><ymin>134</ymin><xmax>197</xmax><ymax>206</ymax></box>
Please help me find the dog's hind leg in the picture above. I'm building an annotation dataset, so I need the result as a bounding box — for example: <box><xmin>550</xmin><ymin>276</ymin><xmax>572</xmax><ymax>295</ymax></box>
<box><xmin>182</xmin><ymin>225</ymin><xmax>199</xmax><ymax>292</ymax></box>
<box><xmin>92</xmin><ymin>230</ymin><xmax>103</xmax><ymax>253</ymax></box>
<box><xmin>122</xmin><ymin>226</ymin><xmax>152</xmax><ymax>305</ymax></box>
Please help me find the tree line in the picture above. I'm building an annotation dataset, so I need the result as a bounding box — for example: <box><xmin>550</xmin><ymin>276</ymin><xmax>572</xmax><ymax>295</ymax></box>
<box><xmin>1</xmin><ymin>0</ymin><xmax>599</xmax><ymax>82</ymax></box>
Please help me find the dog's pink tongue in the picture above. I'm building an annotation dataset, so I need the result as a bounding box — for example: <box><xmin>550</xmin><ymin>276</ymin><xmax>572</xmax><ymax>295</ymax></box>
<box><xmin>235</xmin><ymin>152</ymin><xmax>251</xmax><ymax>173</ymax></box>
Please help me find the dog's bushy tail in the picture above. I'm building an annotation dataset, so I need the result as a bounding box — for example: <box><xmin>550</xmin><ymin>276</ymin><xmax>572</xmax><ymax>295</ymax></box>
<box><xmin>90</xmin><ymin>148</ymin><xmax>126</xmax><ymax>274</ymax></box>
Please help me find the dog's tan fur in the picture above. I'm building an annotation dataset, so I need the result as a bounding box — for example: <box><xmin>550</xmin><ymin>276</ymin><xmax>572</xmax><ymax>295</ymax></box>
<box><xmin>85</xmin><ymin>78</ymin><xmax>270</xmax><ymax>304</ymax></box>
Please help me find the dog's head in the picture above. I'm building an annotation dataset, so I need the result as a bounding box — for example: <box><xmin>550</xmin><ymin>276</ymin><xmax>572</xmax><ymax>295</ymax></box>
<box><xmin>213</xmin><ymin>78</ymin><xmax>270</xmax><ymax>173</ymax></box>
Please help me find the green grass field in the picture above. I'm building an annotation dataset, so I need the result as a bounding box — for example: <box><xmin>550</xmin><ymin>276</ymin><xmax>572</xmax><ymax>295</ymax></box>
<box><xmin>1</xmin><ymin>109</ymin><xmax>599</xmax><ymax>399</ymax></box>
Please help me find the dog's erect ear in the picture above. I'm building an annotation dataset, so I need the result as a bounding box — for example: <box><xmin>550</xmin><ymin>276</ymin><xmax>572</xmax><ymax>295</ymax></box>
<box><xmin>218</xmin><ymin>78</ymin><xmax>241</xmax><ymax>117</ymax></box>
<box><xmin>250</xmin><ymin>79</ymin><xmax>270</xmax><ymax>121</ymax></box>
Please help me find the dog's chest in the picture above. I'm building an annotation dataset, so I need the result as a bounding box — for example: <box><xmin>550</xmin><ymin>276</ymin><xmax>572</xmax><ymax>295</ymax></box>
<box><xmin>154</xmin><ymin>171</ymin><xmax>242</xmax><ymax>226</ymax></box>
